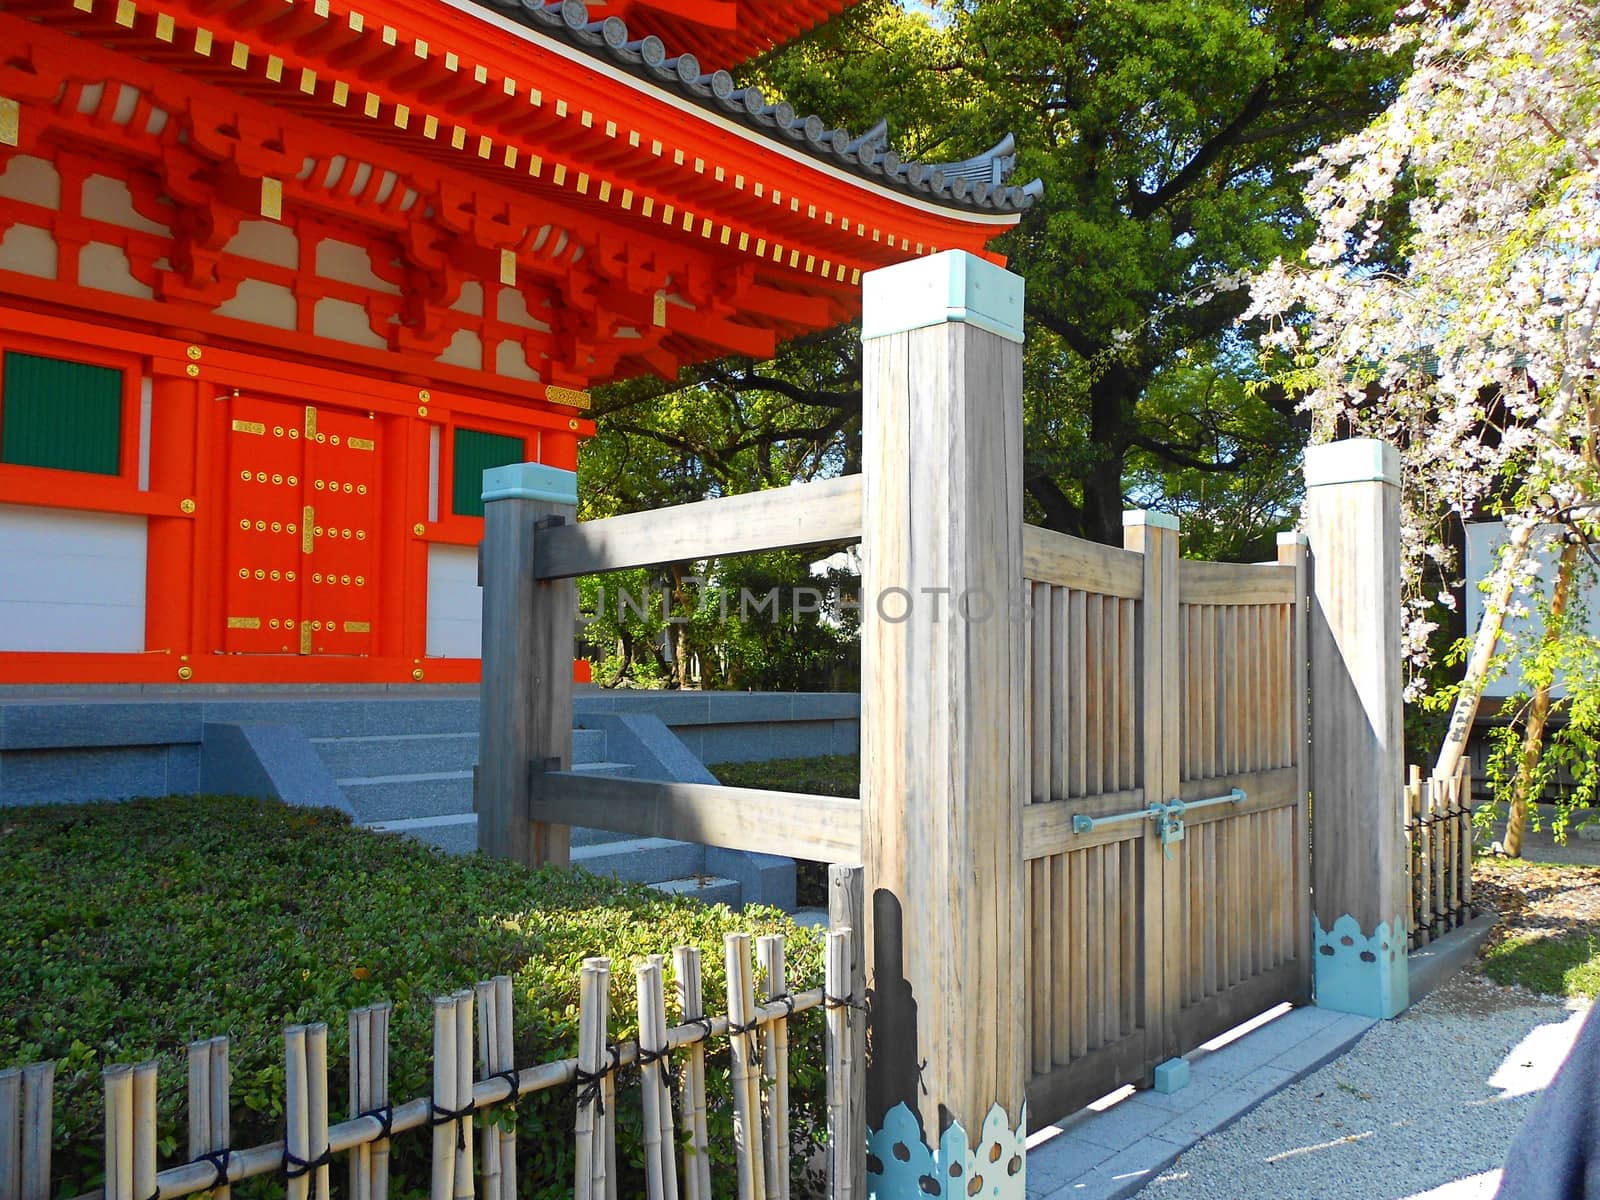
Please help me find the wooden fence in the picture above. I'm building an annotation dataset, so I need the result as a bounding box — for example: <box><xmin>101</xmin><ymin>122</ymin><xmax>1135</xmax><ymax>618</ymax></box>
<box><xmin>1018</xmin><ymin>522</ymin><xmax>1309</xmax><ymax>1122</ymax></box>
<box><xmin>0</xmin><ymin>929</ymin><xmax>858</xmax><ymax>1200</ymax></box>
<box><xmin>1405</xmin><ymin>762</ymin><xmax>1474</xmax><ymax>949</ymax></box>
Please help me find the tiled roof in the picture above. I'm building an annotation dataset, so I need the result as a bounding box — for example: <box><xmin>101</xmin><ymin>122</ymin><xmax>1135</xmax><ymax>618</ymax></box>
<box><xmin>471</xmin><ymin>0</ymin><xmax>1044</xmax><ymax>215</ymax></box>
<box><xmin>586</xmin><ymin>0</ymin><xmax>853</xmax><ymax>72</ymax></box>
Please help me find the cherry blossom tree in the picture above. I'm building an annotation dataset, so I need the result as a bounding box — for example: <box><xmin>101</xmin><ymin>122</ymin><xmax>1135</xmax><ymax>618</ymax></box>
<box><xmin>1245</xmin><ymin>0</ymin><xmax>1600</xmax><ymax>836</ymax></box>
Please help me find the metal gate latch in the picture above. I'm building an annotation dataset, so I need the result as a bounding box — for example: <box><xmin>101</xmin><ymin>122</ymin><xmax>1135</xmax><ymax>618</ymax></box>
<box><xmin>1070</xmin><ymin>789</ymin><xmax>1246</xmax><ymax>859</ymax></box>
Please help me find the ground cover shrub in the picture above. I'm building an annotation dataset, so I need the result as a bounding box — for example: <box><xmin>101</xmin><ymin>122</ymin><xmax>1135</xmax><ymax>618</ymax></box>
<box><xmin>0</xmin><ymin>796</ymin><xmax>825</xmax><ymax>1198</ymax></box>
<box><xmin>1482</xmin><ymin>931</ymin><xmax>1600</xmax><ymax>1000</ymax></box>
<box><xmin>709</xmin><ymin>757</ymin><xmax>859</xmax><ymax>909</ymax></box>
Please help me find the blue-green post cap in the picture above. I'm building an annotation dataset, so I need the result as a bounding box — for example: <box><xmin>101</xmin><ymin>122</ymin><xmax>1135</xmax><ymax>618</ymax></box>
<box><xmin>482</xmin><ymin>462</ymin><xmax>578</xmax><ymax>506</ymax></box>
<box><xmin>860</xmin><ymin>250</ymin><xmax>1026</xmax><ymax>344</ymax></box>
<box><xmin>1304</xmin><ymin>439</ymin><xmax>1400</xmax><ymax>488</ymax></box>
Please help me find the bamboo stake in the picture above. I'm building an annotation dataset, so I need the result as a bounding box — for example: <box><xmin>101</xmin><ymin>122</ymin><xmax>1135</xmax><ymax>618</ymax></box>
<box><xmin>304</xmin><ymin>1026</ymin><xmax>330</xmax><ymax>1200</ymax></box>
<box><xmin>429</xmin><ymin>999</ymin><xmax>457</xmax><ymax>1200</ymax></box>
<box><xmin>725</xmin><ymin>934</ymin><xmax>767</xmax><ymax>1200</ymax></box>
<box><xmin>285</xmin><ymin>1027</ymin><xmax>310</xmax><ymax>1200</ymax></box>
<box><xmin>104</xmin><ymin>1066</ymin><xmax>133</xmax><ymax>1200</ymax></box>
<box><xmin>574</xmin><ymin>962</ymin><xmax>612</xmax><ymax>1200</ymax></box>
<box><xmin>634</xmin><ymin>963</ymin><xmax>665</xmax><ymax>1200</ymax></box>
<box><xmin>671</xmin><ymin>948</ymin><xmax>711</xmax><ymax>1200</ymax></box>
<box><xmin>1</xmin><ymin>1068</ymin><xmax>19</xmax><ymax>1200</ymax></box>
<box><xmin>452</xmin><ymin>994</ymin><xmax>474</xmax><ymax>1200</ymax></box>
<box><xmin>187</xmin><ymin>1039</ymin><xmax>228</xmax><ymax>1200</ymax></box>
<box><xmin>824</xmin><ymin>930</ymin><xmax>854</xmax><ymax>1200</ymax></box>
<box><xmin>131</xmin><ymin>1064</ymin><xmax>157</xmax><ymax>1200</ymax></box>
<box><xmin>581</xmin><ymin>959</ymin><xmax>616</xmax><ymax>1200</ymax></box>
<box><xmin>350</xmin><ymin>1008</ymin><xmax>372</xmax><ymax>1200</ymax></box>
<box><xmin>3</xmin><ymin>1062</ymin><xmax>50</xmax><ymax>1200</ymax></box>
<box><xmin>756</xmin><ymin>936</ymin><xmax>789</xmax><ymax>1200</ymax></box>
<box><xmin>494</xmin><ymin>978</ymin><xmax>516</xmax><ymax>1200</ymax></box>
<box><xmin>647</xmin><ymin>957</ymin><xmax>679</xmax><ymax>1200</ymax></box>
<box><xmin>372</xmin><ymin>1004</ymin><xmax>392</xmax><ymax>1200</ymax></box>
<box><xmin>474</xmin><ymin>984</ymin><xmax>501</xmax><ymax>1200</ymax></box>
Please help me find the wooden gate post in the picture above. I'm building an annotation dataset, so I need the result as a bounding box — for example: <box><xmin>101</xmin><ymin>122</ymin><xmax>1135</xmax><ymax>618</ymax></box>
<box><xmin>859</xmin><ymin>251</ymin><xmax>1028</xmax><ymax>1198</ymax></box>
<box><xmin>478</xmin><ymin>461</ymin><xmax>576</xmax><ymax>868</ymax></box>
<box><xmin>1301</xmin><ymin>439</ymin><xmax>1408</xmax><ymax>1018</ymax></box>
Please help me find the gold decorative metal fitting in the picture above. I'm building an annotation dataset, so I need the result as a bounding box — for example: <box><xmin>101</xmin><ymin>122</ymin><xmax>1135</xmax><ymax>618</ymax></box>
<box><xmin>186</xmin><ymin>345</ymin><xmax>202</xmax><ymax>360</ymax></box>
<box><xmin>185</xmin><ymin>364</ymin><xmax>200</xmax><ymax>378</ymax></box>
<box><xmin>180</xmin><ymin>498</ymin><xmax>196</xmax><ymax>514</ymax></box>
<box><xmin>413</xmin><ymin>522</ymin><xmax>425</xmax><ymax>536</ymax></box>
<box><xmin>177</xmin><ymin>666</ymin><xmax>194</xmax><ymax>681</ymax></box>
<box><xmin>418</xmin><ymin>389</ymin><xmax>431</xmax><ymax>401</ymax></box>
<box><xmin>568</xmin><ymin>419</ymin><xmax>579</xmax><ymax>431</ymax></box>
<box><xmin>412</xmin><ymin>668</ymin><xmax>425</xmax><ymax>682</ymax></box>
<box><xmin>417</xmin><ymin>405</ymin><xmax>428</xmax><ymax>417</ymax></box>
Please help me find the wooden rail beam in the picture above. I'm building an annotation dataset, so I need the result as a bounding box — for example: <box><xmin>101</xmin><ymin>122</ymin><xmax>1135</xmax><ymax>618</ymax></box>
<box><xmin>531</xmin><ymin>475</ymin><xmax>862</xmax><ymax>580</ymax></box>
<box><xmin>528</xmin><ymin>771</ymin><xmax>864</xmax><ymax>864</ymax></box>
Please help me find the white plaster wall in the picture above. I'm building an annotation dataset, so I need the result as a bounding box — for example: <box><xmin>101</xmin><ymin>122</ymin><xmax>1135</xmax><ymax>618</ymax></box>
<box><xmin>425</xmin><ymin>544</ymin><xmax>482</xmax><ymax>659</ymax></box>
<box><xmin>1465</xmin><ymin>520</ymin><xmax>1600</xmax><ymax>698</ymax></box>
<box><xmin>217</xmin><ymin>279</ymin><xmax>298</xmax><ymax>330</ymax></box>
<box><xmin>0</xmin><ymin>504</ymin><xmax>147</xmax><ymax>651</ymax></box>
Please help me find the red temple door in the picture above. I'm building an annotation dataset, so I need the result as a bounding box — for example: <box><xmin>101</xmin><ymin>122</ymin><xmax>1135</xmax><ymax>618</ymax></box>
<box><xmin>222</xmin><ymin>396</ymin><xmax>380</xmax><ymax>656</ymax></box>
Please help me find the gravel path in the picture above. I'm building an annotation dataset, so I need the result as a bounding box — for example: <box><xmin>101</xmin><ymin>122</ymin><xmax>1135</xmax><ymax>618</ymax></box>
<box><xmin>1138</xmin><ymin>975</ymin><xmax>1590</xmax><ymax>1200</ymax></box>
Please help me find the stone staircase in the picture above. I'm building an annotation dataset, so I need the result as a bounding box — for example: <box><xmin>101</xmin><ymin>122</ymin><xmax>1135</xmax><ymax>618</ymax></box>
<box><xmin>312</xmin><ymin>718</ymin><xmax>745</xmax><ymax>907</ymax></box>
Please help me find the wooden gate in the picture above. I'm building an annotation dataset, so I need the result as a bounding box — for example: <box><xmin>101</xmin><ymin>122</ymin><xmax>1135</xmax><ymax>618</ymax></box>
<box><xmin>1020</xmin><ymin>521</ymin><xmax>1310</xmax><ymax>1126</ymax></box>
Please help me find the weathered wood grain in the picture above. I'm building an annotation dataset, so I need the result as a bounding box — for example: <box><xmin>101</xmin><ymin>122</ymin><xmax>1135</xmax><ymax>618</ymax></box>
<box><xmin>1177</xmin><ymin>561</ymin><xmax>1296</xmax><ymax>606</ymax></box>
<box><xmin>529</xmin><ymin>773</ymin><xmax>862</xmax><ymax>864</ymax></box>
<box><xmin>1023</xmin><ymin>526</ymin><xmax>1144</xmax><ymax>597</ymax></box>
<box><xmin>532</xmin><ymin>476</ymin><xmax>862</xmax><ymax>580</ymax></box>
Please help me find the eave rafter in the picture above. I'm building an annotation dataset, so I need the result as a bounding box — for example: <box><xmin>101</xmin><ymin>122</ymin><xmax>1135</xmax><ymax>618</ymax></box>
<box><xmin>0</xmin><ymin>8</ymin><xmax>872</xmax><ymax>382</ymax></box>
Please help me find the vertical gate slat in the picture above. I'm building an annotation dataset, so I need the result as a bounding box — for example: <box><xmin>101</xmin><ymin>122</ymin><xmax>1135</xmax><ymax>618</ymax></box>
<box><xmin>1050</xmin><ymin>855</ymin><xmax>1070</xmax><ymax>1065</ymax></box>
<box><xmin>1104</xmin><ymin>847</ymin><xmax>1121</xmax><ymax>1041</ymax></box>
<box><xmin>1086</xmin><ymin>845</ymin><xmax>1105</xmax><ymax>1050</ymax></box>
<box><xmin>1030</xmin><ymin>583</ymin><xmax>1051</xmax><ymax>804</ymax></box>
<box><xmin>1202</xmin><ymin>822</ymin><xmax>1218</xmax><ymax>998</ymax></box>
<box><xmin>1120</xmin><ymin>599</ymin><xmax>1138</xmax><ymax>790</ymax></box>
<box><xmin>1051</xmin><ymin>587</ymin><xmax>1071</xmax><ymax>802</ymax></box>
<box><xmin>1103</xmin><ymin>599</ymin><xmax>1119</xmax><ymax>794</ymax></box>
<box><xmin>1070</xmin><ymin>591</ymin><xmax>1088</xmax><ymax>799</ymax></box>
<box><xmin>1069</xmin><ymin>852</ymin><xmax>1088</xmax><ymax>1059</ymax></box>
<box><xmin>1120</xmin><ymin>841</ymin><xmax>1139</xmax><ymax>1034</ymax></box>
<box><xmin>1085</xmin><ymin>596</ymin><xmax>1103</xmax><ymax>798</ymax></box>
<box><xmin>1030</xmin><ymin>859</ymin><xmax>1051</xmax><ymax>1076</ymax></box>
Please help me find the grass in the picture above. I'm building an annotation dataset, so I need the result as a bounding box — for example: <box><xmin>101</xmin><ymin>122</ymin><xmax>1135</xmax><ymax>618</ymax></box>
<box><xmin>1481</xmin><ymin>931</ymin><xmax>1600</xmax><ymax>999</ymax></box>
<box><xmin>0</xmin><ymin>795</ymin><xmax>824</xmax><ymax>1199</ymax></box>
<box><xmin>709</xmin><ymin>756</ymin><xmax>860</xmax><ymax>909</ymax></box>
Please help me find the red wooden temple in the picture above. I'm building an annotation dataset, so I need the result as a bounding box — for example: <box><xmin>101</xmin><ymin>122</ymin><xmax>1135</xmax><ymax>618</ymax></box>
<box><xmin>0</xmin><ymin>0</ymin><xmax>1036</xmax><ymax>684</ymax></box>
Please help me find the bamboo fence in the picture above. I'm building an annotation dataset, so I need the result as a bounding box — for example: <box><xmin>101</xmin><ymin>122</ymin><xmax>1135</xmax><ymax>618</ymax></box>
<box><xmin>1405</xmin><ymin>761</ymin><xmax>1475</xmax><ymax>949</ymax></box>
<box><xmin>0</xmin><ymin>930</ymin><xmax>858</xmax><ymax>1200</ymax></box>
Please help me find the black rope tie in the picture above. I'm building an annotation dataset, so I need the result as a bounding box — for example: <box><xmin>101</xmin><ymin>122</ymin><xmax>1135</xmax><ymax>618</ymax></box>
<box><xmin>684</xmin><ymin>1016</ymin><xmax>714</xmax><ymax>1043</ymax></box>
<box><xmin>198</xmin><ymin>1149</ymin><xmax>231</xmax><ymax>1191</ymax></box>
<box><xmin>429</xmin><ymin>1100</ymin><xmax>476</xmax><ymax>1151</ymax></box>
<box><xmin>573</xmin><ymin>1044</ymin><xmax>621</xmax><ymax>1116</ymax></box>
<box><xmin>770</xmin><ymin>993</ymin><xmax>797</xmax><ymax>1021</ymax></box>
<box><xmin>636</xmin><ymin>1045</ymin><xmax>679</xmax><ymax>1094</ymax></box>
<box><xmin>726</xmin><ymin>1017</ymin><xmax>760</xmax><ymax>1038</ymax></box>
<box><xmin>824</xmin><ymin>992</ymin><xmax>867</xmax><ymax>1014</ymax></box>
<box><xmin>283</xmin><ymin>1147</ymin><xmax>332</xmax><ymax>1180</ymax></box>
<box><xmin>359</xmin><ymin>1104</ymin><xmax>394</xmax><ymax>1141</ymax></box>
<box><xmin>490</xmin><ymin>1068</ymin><xmax>520</xmax><ymax>1103</ymax></box>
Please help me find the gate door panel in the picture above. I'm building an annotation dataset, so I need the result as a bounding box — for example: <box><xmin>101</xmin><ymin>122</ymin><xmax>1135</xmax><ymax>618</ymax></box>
<box><xmin>1170</xmin><ymin>585</ymin><xmax>1310</xmax><ymax>1050</ymax></box>
<box><xmin>301</xmin><ymin>405</ymin><xmax>379</xmax><ymax>655</ymax></box>
<box><xmin>1020</xmin><ymin>577</ymin><xmax>1161</xmax><ymax>1124</ymax></box>
<box><xmin>1020</xmin><ymin>533</ymin><xmax>1309</xmax><ymax>1129</ymax></box>
<box><xmin>223</xmin><ymin>396</ymin><xmax>309</xmax><ymax>652</ymax></box>
<box><xmin>223</xmin><ymin>396</ymin><xmax>381</xmax><ymax>656</ymax></box>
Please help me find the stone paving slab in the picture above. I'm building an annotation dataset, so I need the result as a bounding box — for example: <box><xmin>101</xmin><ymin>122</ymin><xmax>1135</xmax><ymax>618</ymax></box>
<box><xmin>1026</xmin><ymin>1005</ymin><xmax>1377</xmax><ymax>1200</ymax></box>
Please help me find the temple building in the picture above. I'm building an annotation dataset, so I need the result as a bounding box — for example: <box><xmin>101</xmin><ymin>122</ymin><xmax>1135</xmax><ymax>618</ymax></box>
<box><xmin>0</xmin><ymin>0</ymin><xmax>1036</xmax><ymax>685</ymax></box>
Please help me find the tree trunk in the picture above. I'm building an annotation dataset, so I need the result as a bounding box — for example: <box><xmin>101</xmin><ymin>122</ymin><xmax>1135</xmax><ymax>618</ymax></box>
<box><xmin>1433</xmin><ymin>520</ymin><xmax>1535</xmax><ymax>783</ymax></box>
<box><xmin>1081</xmin><ymin>367</ymin><xmax>1134</xmax><ymax>544</ymax></box>
<box><xmin>1503</xmin><ymin>539</ymin><xmax>1579</xmax><ymax>857</ymax></box>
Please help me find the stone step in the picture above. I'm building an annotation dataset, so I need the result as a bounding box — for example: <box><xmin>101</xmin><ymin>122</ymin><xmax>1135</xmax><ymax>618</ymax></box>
<box><xmin>338</xmin><ymin>759</ymin><xmax>634</xmax><ymax>824</ymax></box>
<box><xmin>648</xmin><ymin>875</ymin><xmax>742</xmax><ymax>908</ymax></box>
<box><xmin>312</xmin><ymin>731</ymin><xmax>478</xmax><ymax>778</ymax></box>
<box><xmin>313</xmin><ymin>727</ymin><xmax>611</xmax><ymax>779</ymax></box>
<box><xmin>570</xmin><ymin>836</ymin><xmax>704</xmax><ymax>884</ymax></box>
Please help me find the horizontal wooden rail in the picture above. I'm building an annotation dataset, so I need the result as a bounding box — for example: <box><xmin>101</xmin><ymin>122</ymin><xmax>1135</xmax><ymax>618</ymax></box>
<box><xmin>1177</xmin><ymin>560</ymin><xmax>1296</xmax><ymax>606</ymax></box>
<box><xmin>530</xmin><ymin>771</ymin><xmax>864</xmax><ymax>863</ymax></box>
<box><xmin>1022</xmin><ymin>525</ymin><xmax>1144</xmax><ymax>598</ymax></box>
<box><xmin>532</xmin><ymin>475</ymin><xmax>863</xmax><ymax>580</ymax></box>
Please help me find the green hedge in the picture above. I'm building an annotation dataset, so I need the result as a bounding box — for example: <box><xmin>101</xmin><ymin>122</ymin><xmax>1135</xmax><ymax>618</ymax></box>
<box><xmin>0</xmin><ymin>797</ymin><xmax>825</xmax><ymax>1198</ymax></box>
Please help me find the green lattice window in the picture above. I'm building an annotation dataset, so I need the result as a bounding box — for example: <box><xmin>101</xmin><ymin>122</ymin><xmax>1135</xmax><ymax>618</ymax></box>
<box><xmin>0</xmin><ymin>351</ymin><xmax>124</xmax><ymax>476</ymax></box>
<box><xmin>452</xmin><ymin>427</ymin><xmax>526</xmax><ymax>517</ymax></box>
